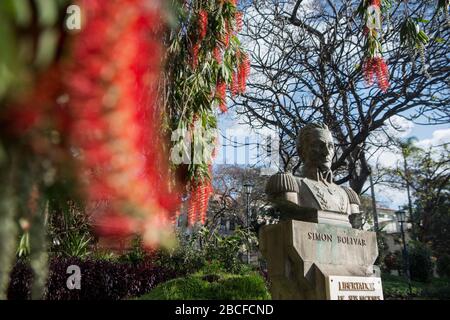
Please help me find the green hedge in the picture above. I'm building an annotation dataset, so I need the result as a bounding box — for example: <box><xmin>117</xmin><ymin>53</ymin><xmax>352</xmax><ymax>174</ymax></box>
<box><xmin>137</xmin><ymin>272</ymin><xmax>271</xmax><ymax>300</ymax></box>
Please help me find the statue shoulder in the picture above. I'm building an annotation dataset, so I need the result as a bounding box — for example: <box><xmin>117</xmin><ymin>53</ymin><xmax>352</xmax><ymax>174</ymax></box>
<box><xmin>341</xmin><ymin>186</ymin><xmax>361</xmax><ymax>205</ymax></box>
<box><xmin>265</xmin><ymin>172</ymin><xmax>299</xmax><ymax>195</ymax></box>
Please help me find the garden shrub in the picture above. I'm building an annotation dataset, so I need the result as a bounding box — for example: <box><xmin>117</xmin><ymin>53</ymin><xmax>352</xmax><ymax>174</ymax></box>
<box><xmin>155</xmin><ymin>241</ymin><xmax>205</xmax><ymax>275</ymax></box>
<box><xmin>138</xmin><ymin>272</ymin><xmax>271</xmax><ymax>300</ymax></box>
<box><xmin>7</xmin><ymin>257</ymin><xmax>183</xmax><ymax>300</ymax></box>
<box><xmin>409</xmin><ymin>241</ymin><xmax>434</xmax><ymax>282</ymax></box>
<box><xmin>201</xmin><ymin>229</ymin><xmax>247</xmax><ymax>274</ymax></box>
<box><xmin>155</xmin><ymin>227</ymin><xmax>253</xmax><ymax>276</ymax></box>
<box><xmin>436</xmin><ymin>254</ymin><xmax>450</xmax><ymax>278</ymax></box>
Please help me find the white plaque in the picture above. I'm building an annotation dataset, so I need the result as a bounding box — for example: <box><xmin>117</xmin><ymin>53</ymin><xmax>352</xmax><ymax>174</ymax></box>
<box><xmin>326</xmin><ymin>276</ymin><xmax>383</xmax><ymax>300</ymax></box>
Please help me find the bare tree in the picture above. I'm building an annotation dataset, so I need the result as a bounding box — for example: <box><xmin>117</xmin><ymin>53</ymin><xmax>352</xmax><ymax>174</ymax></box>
<box><xmin>206</xmin><ymin>165</ymin><xmax>270</xmax><ymax>232</ymax></box>
<box><xmin>232</xmin><ymin>0</ymin><xmax>450</xmax><ymax>193</ymax></box>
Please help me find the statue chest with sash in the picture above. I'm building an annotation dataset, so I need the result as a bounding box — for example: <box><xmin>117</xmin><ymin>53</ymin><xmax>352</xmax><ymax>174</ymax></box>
<box><xmin>296</xmin><ymin>177</ymin><xmax>350</xmax><ymax>215</ymax></box>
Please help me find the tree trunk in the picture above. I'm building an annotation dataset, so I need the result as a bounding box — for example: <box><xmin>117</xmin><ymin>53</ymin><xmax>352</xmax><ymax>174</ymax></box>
<box><xmin>349</xmin><ymin>150</ymin><xmax>370</xmax><ymax>194</ymax></box>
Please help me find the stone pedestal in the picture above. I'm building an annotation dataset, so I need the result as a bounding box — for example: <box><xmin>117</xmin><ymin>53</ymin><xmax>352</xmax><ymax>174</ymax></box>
<box><xmin>259</xmin><ymin>220</ymin><xmax>383</xmax><ymax>300</ymax></box>
<box><xmin>279</xmin><ymin>205</ymin><xmax>352</xmax><ymax>228</ymax></box>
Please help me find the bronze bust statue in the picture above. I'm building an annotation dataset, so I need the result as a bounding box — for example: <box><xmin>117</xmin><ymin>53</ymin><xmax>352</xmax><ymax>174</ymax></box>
<box><xmin>265</xmin><ymin>123</ymin><xmax>360</xmax><ymax>228</ymax></box>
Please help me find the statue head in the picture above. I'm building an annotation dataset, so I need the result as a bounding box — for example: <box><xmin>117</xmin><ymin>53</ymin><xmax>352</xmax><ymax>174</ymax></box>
<box><xmin>296</xmin><ymin>123</ymin><xmax>334</xmax><ymax>171</ymax></box>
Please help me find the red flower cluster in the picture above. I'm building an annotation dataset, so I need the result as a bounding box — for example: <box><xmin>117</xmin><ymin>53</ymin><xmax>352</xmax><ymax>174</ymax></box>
<box><xmin>238</xmin><ymin>54</ymin><xmax>251</xmax><ymax>92</ymax></box>
<box><xmin>363</xmin><ymin>57</ymin><xmax>390</xmax><ymax>92</ymax></box>
<box><xmin>213</xmin><ymin>47</ymin><xmax>223</xmax><ymax>64</ymax></box>
<box><xmin>199</xmin><ymin>10</ymin><xmax>208</xmax><ymax>40</ymax></box>
<box><xmin>191</xmin><ymin>10</ymin><xmax>208</xmax><ymax>70</ymax></box>
<box><xmin>222</xmin><ymin>25</ymin><xmax>231</xmax><ymax>48</ymax></box>
<box><xmin>216</xmin><ymin>81</ymin><xmax>228</xmax><ymax>113</ymax></box>
<box><xmin>362</xmin><ymin>0</ymin><xmax>389</xmax><ymax>92</ymax></box>
<box><xmin>67</xmin><ymin>0</ymin><xmax>179</xmax><ymax>247</ymax></box>
<box><xmin>235</xmin><ymin>11</ymin><xmax>243</xmax><ymax>32</ymax></box>
<box><xmin>184</xmin><ymin>0</ymin><xmax>249</xmax><ymax>227</ymax></box>
<box><xmin>230</xmin><ymin>52</ymin><xmax>251</xmax><ymax>95</ymax></box>
<box><xmin>188</xmin><ymin>180</ymin><xmax>213</xmax><ymax>225</ymax></box>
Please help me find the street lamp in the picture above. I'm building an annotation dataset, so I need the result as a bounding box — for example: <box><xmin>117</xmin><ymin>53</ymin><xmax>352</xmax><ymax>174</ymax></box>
<box><xmin>395</xmin><ymin>209</ymin><xmax>412</xmax><ymax>296</ymax></box>
<box><xmin>243</xmin><ymin>183</ymin><xmax>254</xmax><ymax>264</ymax></box>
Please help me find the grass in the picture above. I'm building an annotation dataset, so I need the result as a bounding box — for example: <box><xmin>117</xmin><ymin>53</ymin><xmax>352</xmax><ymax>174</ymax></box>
<box><xmin>137</xmin><ymin>271</ymin><xmax>271</xmax><ymax>300</ymax></box>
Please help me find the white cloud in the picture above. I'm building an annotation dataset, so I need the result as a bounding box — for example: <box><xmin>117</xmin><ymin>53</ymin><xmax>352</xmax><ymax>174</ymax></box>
<box><xmin>417</xmin><ymin>128</ymin><xmax>450</xmax><ymax>148</ymax></box>
<box><xmin>384</xmin><ymin>116</ymin><xmax>414</xmax><ymax>138</ymax></box>
<box><xmin>374</xmin><ymin>184</ymin><xmax>408</xmax><ymax>210</ymax></box>
<box><xmin>368</xmin><ymin>116</ymin><xmax>415</xmax><ymax>169</ymax></box>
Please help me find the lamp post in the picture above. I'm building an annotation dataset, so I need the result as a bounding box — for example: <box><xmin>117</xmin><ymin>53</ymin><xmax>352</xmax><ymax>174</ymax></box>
<box><xmin>243</xmin><ymin>183</ymin><xmax>254</xmax><ymax>264</ymax></box>
<box><xmin>395</xmin><ymin>209</ymin><xmax>413</xmax><ymax>296</ymax></box>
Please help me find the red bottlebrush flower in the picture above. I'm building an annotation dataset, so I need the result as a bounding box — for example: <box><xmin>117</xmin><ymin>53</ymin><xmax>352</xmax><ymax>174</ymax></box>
<box><xmin>199</xmin><ymin>10</ymin><xmax>208</xmax><ymax>41</ymax></box>
<box><xmin>188</xmin><ymin>180</ymin><xmax>213</xmax><ymax>226</ymax></box>
<box><xmin>197</xmin><ymin>185</ymin><xmax>206</xmax><ymax>225</ymax></box>
<box><xmin>188</xmin><ymin>187</ymin><xmax>198</xmax><ymax>225</ymax></box>
<box><xmin>213</xmin><ymin>47</ymin><xmax>223</xmax><ymax>64</ymax></box>
<box><xmin>243</xmin><ymin>54</ymin><xmax>251</xmax><ymax>75</ymax></box>
<box><xmin>363</xmin><ymin>57</ymin><xmax>389</xmax><ymax>92</ymax></box>
<box><xmin>199</xmin><ymin>182</ymin><xmax>213</xmax><ymax>225</ymax></box>
<box><xmin>222</xmin><ymin>23</ymin><xmax>231</xmax><ymax>48</ymax></box>
<box><xmin>371</xmin><ymin>0</ymin><xmax>381</xmax><ymax>7</ymax></box>
<box><xmin>374</xmin><ymin>57</ymin><xmax>390</xmax><ymax>92</ymax></box>
<box><xmin>67</xmin><ymin>0</ymin><xmax>179</xmax><ymax>247</ymax></box>
<box><xmin>235</xmin><ymin>11</ymin><xmax>243</xmax><ymax>32</ymax></box>
<box><xmin>235</xmin><ymin>49</ymin><xmax>241</xmax><ymax>61</ymax></box>
<box><xmin>216</xmin><ymin>81</ymin><xmax>227</xmax><ymax>113</ymax></box>
<box><xmin>224</xmin><ymin>33</ymin><xmax>230</xmax><ymax>48</ymax></box>
<box><xmin>363</xmin><ymin>58</ymin><xmax>375</xmax><ymax>85</ymax></box>
<box><xmin>238</xmin><ymin>54</ymin><xmax>251</xmax><ymax>93</ymax></box>
<box><xmin>192</xmin><ymin>43</ymin><xmax>200</xmax><ymax>69</ymax></box>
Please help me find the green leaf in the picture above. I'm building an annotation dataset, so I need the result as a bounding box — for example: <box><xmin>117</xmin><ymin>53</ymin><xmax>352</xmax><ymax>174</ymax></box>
<box><xmin>414</xmin><ymin>18</ymin><xmax>430</xmax><ymax>24</ymax></box>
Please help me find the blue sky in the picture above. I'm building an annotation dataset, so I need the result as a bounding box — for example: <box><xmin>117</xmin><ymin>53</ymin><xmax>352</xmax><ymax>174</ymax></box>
<box><xmin>409</xmin><ymin>123</ymin><xmax>449</xmax><ymax>141</ymax></box>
